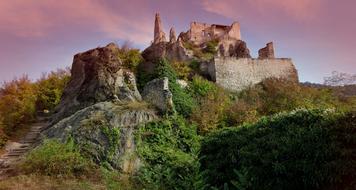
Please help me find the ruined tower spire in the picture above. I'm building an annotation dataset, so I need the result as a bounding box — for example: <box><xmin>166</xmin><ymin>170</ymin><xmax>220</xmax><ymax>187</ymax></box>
<box><xmin>153</xmin><ymin>13</ymin><xmax>166</xmax><ymax>44</ymax></box>
<box><xmin>169</xmin><ymin>27</ymin><xmax>176</xmax><ymax>43</ymax></box>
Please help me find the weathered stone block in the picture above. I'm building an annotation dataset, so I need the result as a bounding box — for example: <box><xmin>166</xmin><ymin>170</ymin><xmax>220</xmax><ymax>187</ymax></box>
<box><xmin>142</xmin><ymin>77</ymin><xmax>173</xmax><ymax>113</ymax></box>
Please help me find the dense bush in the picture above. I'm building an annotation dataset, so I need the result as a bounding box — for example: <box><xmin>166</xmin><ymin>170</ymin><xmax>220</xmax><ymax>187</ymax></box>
<box><xmin>188</xmin><ymin>76</ymin><xmax>230</xmax><ymax>134</ymax></box>
<box><xmin>21</xmin><ymin>139</ymin><xmax>95</xmax><ymax>177</ymax></box>
<box><xmin>203</xmin><ymin>39</ymin><xmax>219</xmax><ymax>55</ymax></box>
<box><xmin>35</xmin><ymin>68</ymin><xmax>70</xmax><ymax>112</ymax></box>
<box><xmin>188</xmin><ymin>76</ymin><xmax>218</xmax><ymax>98</ymax></box>
<box><xmin>0</xmin><ymin>76</ymin><xmax>37</xmax><ymax>135</ymax></box>
<box><xmin>154</xmin><ymin>58</ymin><xmax>197</xmax><ymax>117</ymax></box>
<box><xmin>225</xmin><ymin>78</ymin><xmax>354</xmax><ymax>126</ymax></box>
<box><xmin>171</xmin><ymin>60</ymin><xmax>192</xmax><ymax>80</ymax></box>
<box><xmin>136</xmin><ymin>115</ymin><xmax>202</xmax><ymax>189</ymax></box>
<box><xmin>118</xmin><ymin>48</ymin><xmax>143</xmax><ymax>72</ymax></box>
<box><xmin>200</xmin><ymin>109</ymin><xmax>356</xmax><ymax>190</ymax></box>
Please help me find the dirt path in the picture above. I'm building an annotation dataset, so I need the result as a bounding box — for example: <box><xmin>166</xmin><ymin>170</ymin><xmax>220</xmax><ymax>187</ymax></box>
<box><xmin>0</xmin><ymin>119</ymin><xmax>48</xmax><ymax>179</ymax></box>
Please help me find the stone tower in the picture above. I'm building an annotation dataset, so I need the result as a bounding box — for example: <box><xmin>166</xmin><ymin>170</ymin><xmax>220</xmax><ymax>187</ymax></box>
<box><xmin>153</xmin><ymin>13</ymin><xmax>166</xmax><ymax>44</ymax></box>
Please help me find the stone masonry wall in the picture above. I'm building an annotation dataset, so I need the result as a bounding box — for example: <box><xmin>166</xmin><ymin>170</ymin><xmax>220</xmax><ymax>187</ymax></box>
<box><xmin>210</xmin><ymin>57</ymin><xmax>298</xmax><ymax>92</ymax></box>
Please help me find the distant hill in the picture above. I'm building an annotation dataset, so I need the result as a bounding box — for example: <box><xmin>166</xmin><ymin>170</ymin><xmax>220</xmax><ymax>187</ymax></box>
<box><xmin>323</xmin><ymin>71</ymin><xmax>356</xmax><ymax>86</ymax></box>
<box><xmin>301</xmin><ymin>82</ymin><xmax>356</xmax><ymax>97</ymax></box>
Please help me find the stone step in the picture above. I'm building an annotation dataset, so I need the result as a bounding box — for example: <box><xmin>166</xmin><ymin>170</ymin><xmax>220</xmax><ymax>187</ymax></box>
<box><xmin>27</xmin><ymin>132</ymin><xmax>40</xmax><ymax>134</ymax></box>
<box><xmin>24</xmin><ymin>136</ymin><xmax>38</xmax><ymax>140</ymax></box>
<box><xmin>19</xmin><ymin>141</ymin><xmax>36</xmax><ymax>144</ymax></box>
<box><xmin>10</xmin><ymin>150</ymin><xmax>28</xmax><ymax>153</ymax></box>
<box><xmin>25</xmin><ymin>134</ymin><xmax>38</xmax><ymax>137</ymax></box>
<box><xmin>19</xmin><ymin>144</ymin><xmax>31</xmax><ymax>148</ymax></box>
<box><xmin>4</xmin><ymin>154</ymin><xmax>22</xmax><ymax>157</ymax></box>
<box><xmin>30</xmin><ymin>128</ymin><xmax>42</xmax><ymax>131</ymax></box>
<box><xmin>10</xmin><ymin>147</ymin><xmax>30</xmax><ymax>151</ymax></box>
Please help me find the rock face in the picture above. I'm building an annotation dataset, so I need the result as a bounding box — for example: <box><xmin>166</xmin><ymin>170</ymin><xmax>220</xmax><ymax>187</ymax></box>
<box><xmin>52</xmin><ymin>43</ymin><xmax>141</xmax><ymax>123</ymax></box>
<box><xmin>142</xmin><ymin>77</ymin><xmax>173</xmax><ymax>113</ymax></box>
<box><xmin>44</xmin><ymin>101</ymin><xmax>157</xmax><ymax>172</ymax></box>
<box><xmin>258</xmin><ymin>42</ymin><xmax>275</xmax><ymax>59</ymax></box>
<box><xmin>153</xmin><ymin>13</ymin><xmax>166</xmax><ymax>44</ymax></box>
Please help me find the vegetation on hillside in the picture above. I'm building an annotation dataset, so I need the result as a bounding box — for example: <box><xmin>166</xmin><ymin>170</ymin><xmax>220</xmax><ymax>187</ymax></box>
<box><xmin>0</xmin><ymin>69</ymin><xmax>70</xmax><ymax>149</ymax></box>
<box><xmin>135</xmin><ymin>115</ymin><xmax>202</xmax><ymax>189</ymax></box>
<box><xmin>0</xmin><ymin>52</ymin><xmax>355</xmax><ymax>190</ymax></box>
<box><xmin>200</xmin><ymin>109</ymin><xmax>356</xmax><ymax>190</ymax></box>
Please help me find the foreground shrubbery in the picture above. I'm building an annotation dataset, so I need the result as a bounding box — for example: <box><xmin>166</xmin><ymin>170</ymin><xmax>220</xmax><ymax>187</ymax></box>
<box><xmin>200</xmin><ymin>109</ymin><xmax>356</xmax><ymax>190</ymax></box>
<box><xmin>14</xmin><ymin>139</ymin><xmax>139</xmax><ymax>189</ymax></box>
<box><xmin>21</xmin><ymin>139</ymin><xmax>95</xmax><ymax>177</ymax></box>
<box><xmin>136</xmin><ymin>115</ymin><xmax>202</xmax><ymax>189</ymax></box>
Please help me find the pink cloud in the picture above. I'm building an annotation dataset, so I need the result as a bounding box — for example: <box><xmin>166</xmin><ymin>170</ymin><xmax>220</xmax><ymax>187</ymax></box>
<box><xmin>0</xmin><ymin>0</ymin><xmax>153</xmax><ymax>44</ymax></box>
<box><xmin>201</xmin><ymin>0</ymin><xmax>322</xmax><ymax>22</ymax></box>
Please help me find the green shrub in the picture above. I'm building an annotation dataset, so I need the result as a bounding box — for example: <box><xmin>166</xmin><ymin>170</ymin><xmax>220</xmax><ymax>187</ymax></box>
<box><xmin>35</xmin><ymin>68</ymin><xmax>70</xmax><ymax>112</ymax></box>
<box><xmin>136</xmin><ymin>115</ymin><xmax>202</xmax><ymax>189</ymax></box>
<box><xmin>154</xmin><ymin>58</ymin><xmax>197</xmax><ymax>117</ymax></box>
<box><xmin>188</xmin><ymin>76</ymin><xmax>218</xmax><ymax>98</ymax></box>
<box><xmin>136</xmin><ymin>64</ymin><xmax>155</xmax><ymax>91</ymax></box>
<box><xmin>200</xmin><ymin>109</ymin><xmax>356</xmax><ymax>190</ymax></box>
<box><xmin>203</xmin><ymin>39</ymin><xmax>219</xmax><ymax>55</ymax></box>
<box><xmin>21</xmin><ymin>139</ymin><xmax>95</xmax><ymax>177</ymax></box>
<box><xmin>117</xmin><ymin>48</ymin><xmax>143</xmax><ymax>73</ymax></box>
<box><xmin>171</xmin><ymin>60</ymin><xmax>192</xmax><ymax>80</ymax></box>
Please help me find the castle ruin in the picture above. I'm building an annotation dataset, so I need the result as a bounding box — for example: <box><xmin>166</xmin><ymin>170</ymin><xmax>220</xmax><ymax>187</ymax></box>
<box><xmin>144</xmin><ymin>13</ymin><xmax>298</xmax><ymax>92</ymax></box>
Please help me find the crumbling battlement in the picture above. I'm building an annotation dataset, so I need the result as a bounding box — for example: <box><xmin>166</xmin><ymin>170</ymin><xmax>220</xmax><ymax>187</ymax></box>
<box><xmin>258</xmin><ymin>42</ymin><xmax>275</xmax><ymax>59</ymax></box>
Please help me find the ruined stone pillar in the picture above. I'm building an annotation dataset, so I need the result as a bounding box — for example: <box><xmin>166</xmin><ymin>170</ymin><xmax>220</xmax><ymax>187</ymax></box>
<box><xmin>169</xmin><ymin>27</ymin><xmax>176</xmax><ymax>43</ymax></box>
<box><xmin>153</xmin><ymin>13</ymin><xmax>167</xmax><ymax>44</ymax></box>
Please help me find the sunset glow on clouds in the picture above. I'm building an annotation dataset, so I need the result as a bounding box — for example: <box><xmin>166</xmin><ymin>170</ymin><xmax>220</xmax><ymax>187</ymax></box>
<box><xmin>201</xmin><ymin>0</ymin><xmax>322</xmax><ymax>22</ymax></box>
<box><xmin>0</xmin><ymin>0</ymin><xmax>152</xmax><ymax>42</ymax></box>
<box><xmin>0</xmin><ymin>0</ymin><xmax>355</xmax><ymax>83</ymax></box>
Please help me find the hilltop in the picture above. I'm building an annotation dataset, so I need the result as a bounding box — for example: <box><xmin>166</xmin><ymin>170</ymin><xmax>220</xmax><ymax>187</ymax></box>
<box><xmin>0</xmin><ymin>13</ymin><xmax>355</xmax><ymax>190</ymax></box>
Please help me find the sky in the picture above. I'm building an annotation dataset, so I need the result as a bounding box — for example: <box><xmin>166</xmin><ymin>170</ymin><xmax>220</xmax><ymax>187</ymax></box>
<box><xmin>0</xmin><ymin>0</ymin><xmax>355</xmax><ymax>83</ymax></box>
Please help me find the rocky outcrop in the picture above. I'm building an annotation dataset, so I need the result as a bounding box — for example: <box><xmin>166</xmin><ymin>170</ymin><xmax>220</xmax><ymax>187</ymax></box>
<box><xmin>44</xmin><ymin>101</ymin><xmax>157</xmax><ymax>172</ymax></box>
<box><xmin>141</xmin><ymin>42</ymin><xmax>193</xmax><ymax>75</ymax></box>
<box><xmin>258</xmin><ymin>42</ymin><xmax>275</xmax><ymax>59</ymax></box>
<box><xmin>153</xmin><ymin>13</ymin><xmax>166</xmax><ymax>44</ymax></box>
<box><xmin>52</xmin><ymin>43</ymin><xmax>141</xmax><ymax>123</ymax></box>
<box><xmin>142</xmin><ymin>77</ymin><xmax>173</xmax><ymax>113</ymax></box>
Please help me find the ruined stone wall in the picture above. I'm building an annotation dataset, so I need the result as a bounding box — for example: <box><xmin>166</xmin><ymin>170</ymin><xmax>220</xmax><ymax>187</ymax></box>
<box><xmin>189</xmin><ymin>21</ymin><xmax>241</xmax><ymax>45</ymax></box>
<box><xmin>210</xmin><ymin>57</ymin><xmax>298</xmax><ymax>92</ymax></box>
<box><xmin>189</xmin><ymin>22</ymin><xmax>211</xmax><ymax>44</ymax></box>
